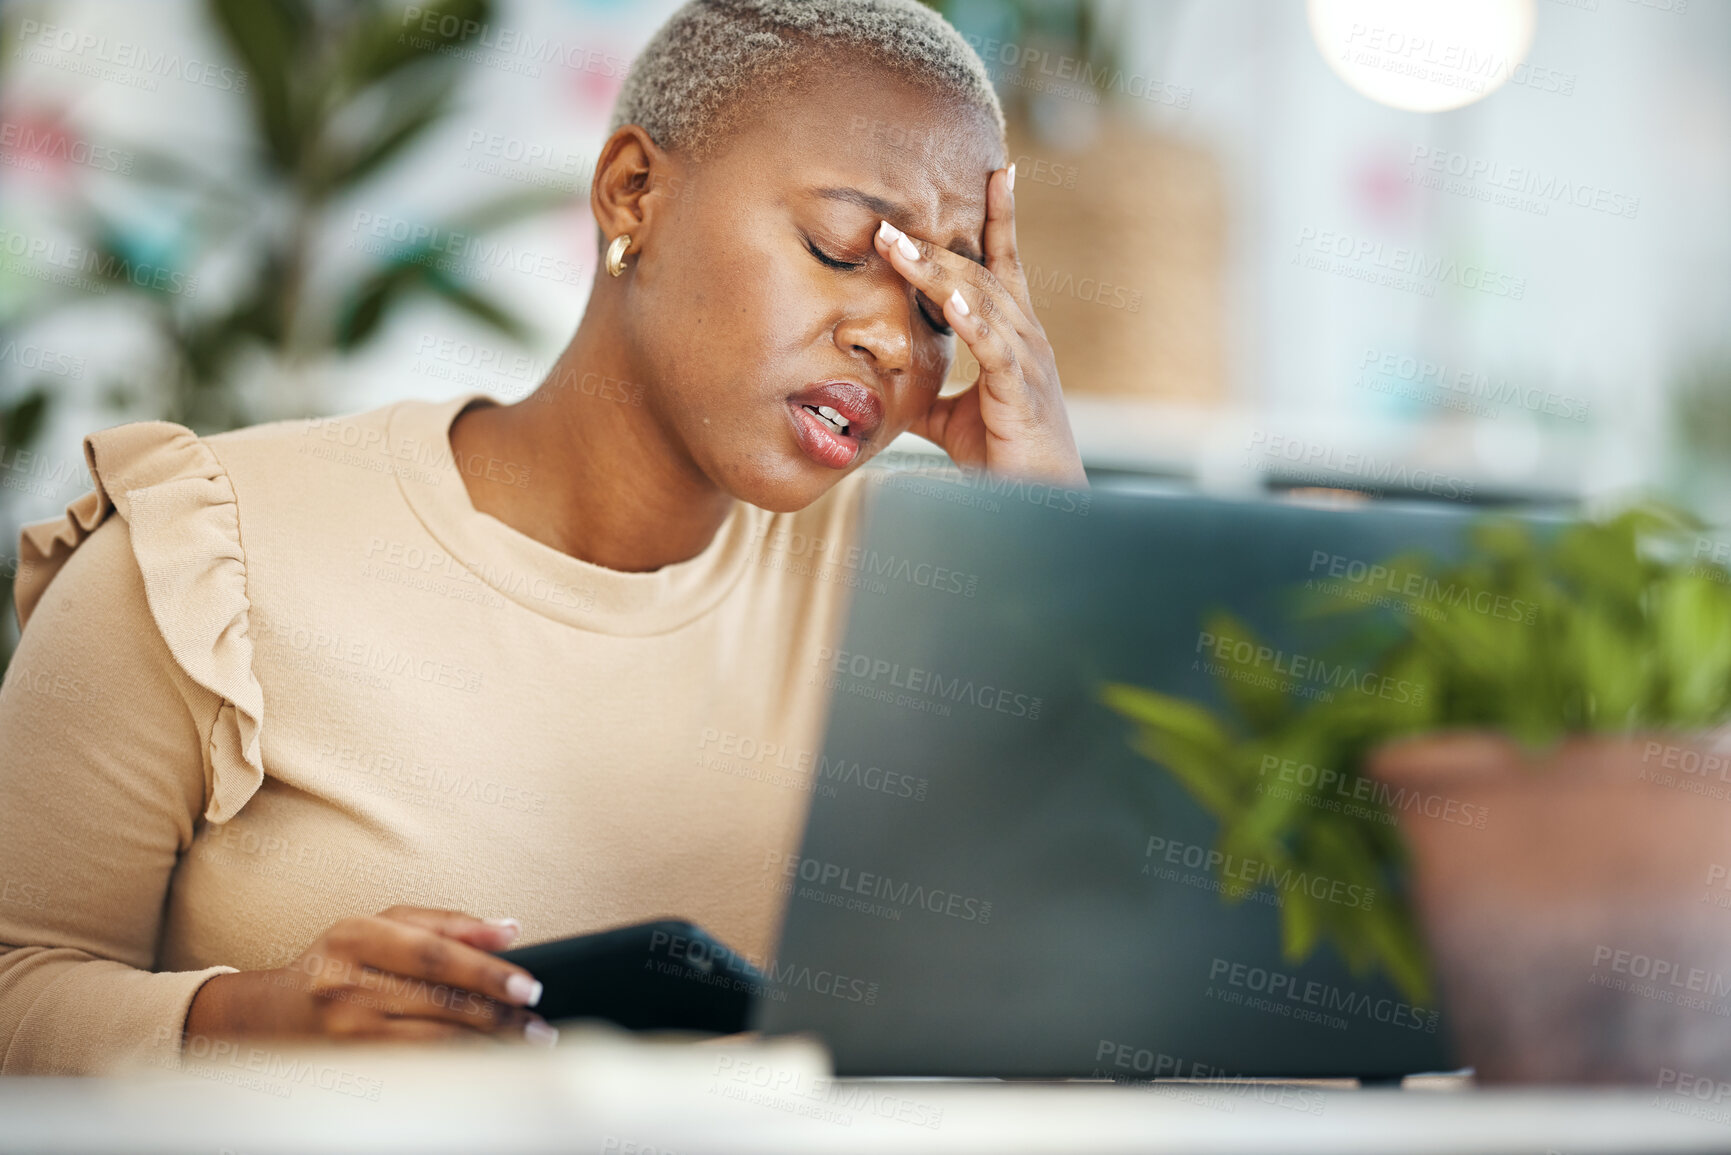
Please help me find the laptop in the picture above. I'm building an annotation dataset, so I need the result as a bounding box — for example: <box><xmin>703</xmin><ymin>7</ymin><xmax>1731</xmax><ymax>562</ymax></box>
<box><xmin>751</xmin><ymin>462</ymin><xmax>1485</xmax><ymax>1079</ymax></box>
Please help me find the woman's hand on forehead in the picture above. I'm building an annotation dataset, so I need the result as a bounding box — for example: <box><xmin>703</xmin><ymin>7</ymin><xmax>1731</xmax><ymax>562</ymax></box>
<box><xmin>872</xmin><ymin>165</ymin><xmax>1087</xmax><ymax>490</ymax></box>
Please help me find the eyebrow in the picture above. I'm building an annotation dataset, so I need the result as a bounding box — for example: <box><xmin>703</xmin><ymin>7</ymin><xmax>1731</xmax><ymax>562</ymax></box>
<box><xmin>813</xmin><ymin>186</ymin><xmax>985</xmax><ymax>266</ymax></box>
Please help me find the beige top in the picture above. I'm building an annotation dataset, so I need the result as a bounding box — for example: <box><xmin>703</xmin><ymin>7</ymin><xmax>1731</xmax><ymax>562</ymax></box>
<box><xmin>0</xmin><ymin>393</ymin><xmax>869</xmax><ymax>1074</ymax></box>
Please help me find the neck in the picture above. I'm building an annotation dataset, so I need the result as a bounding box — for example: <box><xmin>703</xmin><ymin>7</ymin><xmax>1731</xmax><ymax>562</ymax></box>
<box><xmin>448</xmin><ymin>304</ymin><xmax>736</xmax><ymax>573</ymax></box>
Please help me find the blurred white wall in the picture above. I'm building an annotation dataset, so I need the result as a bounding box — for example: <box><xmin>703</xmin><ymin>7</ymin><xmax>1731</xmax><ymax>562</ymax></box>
<box><xmin>1109</xmin><ymin>0</ymin><xmax>1731</xmax><ymax>503</ymax></box>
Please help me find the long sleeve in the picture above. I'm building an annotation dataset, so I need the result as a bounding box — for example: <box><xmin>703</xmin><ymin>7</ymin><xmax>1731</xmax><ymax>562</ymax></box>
<box><xmin>0</xmin><ymin>516</ymin><xmax>235</xmax><ymax>1074</ymax></box>
<box><xmin>0</xmin><ymin>397</ymin><xmax>870</xmax><ymax>1073</ymax></box>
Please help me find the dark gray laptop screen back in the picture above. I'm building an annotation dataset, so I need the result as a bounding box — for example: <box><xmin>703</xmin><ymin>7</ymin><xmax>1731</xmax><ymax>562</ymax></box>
<box><xmin>757</xmin><ymin>472</ymin><xmax>1470</xmax><ymax>1079</ymax></box>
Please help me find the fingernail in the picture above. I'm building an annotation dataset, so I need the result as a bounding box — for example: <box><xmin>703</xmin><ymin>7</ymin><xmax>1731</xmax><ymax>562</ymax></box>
<box><xmin>895</xmin><ymin>235</ymin><xmax>920</xmax><ymax>262</ymax></box>
<box><xmin>878</xmin><ymin>219</ymin><xmax>901</xmax><ymax>243</ymax></box>
<box><xmin>524</xmin><ymin>1019</ymin><xmax>559</xmax><ymax>1048</ymax></box>
<box><xmin>1006</xmin><ymin>163</ymin><xmax>1016</xmax><ymax>192</ymax></box>
<box><xmin>484</xmin><ymin>917</ymin><xmax>521</xmax><ymax>940</ymax></box>
<box><xmin>949</xmin><ymin>288</ymin><xmax>970</xmax><ymax>317</ymax></box>
<box><xmin>506</xmin><ymin>973</ymin><xmax>543</xmax><ymax>1008</ymax></box>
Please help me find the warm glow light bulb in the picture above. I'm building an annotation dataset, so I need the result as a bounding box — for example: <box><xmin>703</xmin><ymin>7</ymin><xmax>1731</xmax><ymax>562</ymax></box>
<box><xmin>1308</xmin><ymin>0</ymin><xmax>1537</xmax><ymax>112</ymax></box>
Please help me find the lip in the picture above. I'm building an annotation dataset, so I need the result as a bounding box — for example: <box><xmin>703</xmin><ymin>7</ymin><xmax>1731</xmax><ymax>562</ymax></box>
<box><xmin>786</xmin><ymin>380</ymin><xmax>884</xmax><ymax>471</ymax></box>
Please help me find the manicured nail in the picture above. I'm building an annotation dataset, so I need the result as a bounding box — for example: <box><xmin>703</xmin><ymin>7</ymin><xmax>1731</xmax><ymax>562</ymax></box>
<box><xmin>878</xmin><ymin>220</ymin><xmax>901</xmax><ymax>244</ymax></box>
<box><xmin>524</xmin><ymin>1019</ymin><xmax>559</xmax><ymax>1048</ymax></box>
<box><xmin>484</xmin><ymin>917</ymin><xmax>521</xmax><ymax>940</ymax></box>
<box><xmin>1006</xmin><ymin>163</ymin><xmax>1016</xmax><ymax>192</ymax></box>
<box><xmin>949</xmin><ymin>288</ymin><xmax>970</xmax><ymax>317</ymax></box>
<box><xmin>506</xmin><ymin>973</ymin><xmax>543</xmax><ymax>1008</ymax></box>
<box><xmin>895</xmin><ymin>234</ymin><xmax>920</xmax><ymax>261</ymax></box>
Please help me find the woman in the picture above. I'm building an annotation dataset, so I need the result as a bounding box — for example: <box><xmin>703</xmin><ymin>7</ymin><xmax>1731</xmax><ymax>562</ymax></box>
<box><xmin>0</xmin><ymin>0</ymin><xmax>1083</xmax><ymax>1073</ymax></box>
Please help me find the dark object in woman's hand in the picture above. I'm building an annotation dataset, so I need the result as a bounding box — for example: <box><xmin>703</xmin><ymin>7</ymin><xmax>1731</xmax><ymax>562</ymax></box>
<box><xmin>498</xmin><ymin>917</ymin><xmax>759</xmax><ymax>1033</ymax></box>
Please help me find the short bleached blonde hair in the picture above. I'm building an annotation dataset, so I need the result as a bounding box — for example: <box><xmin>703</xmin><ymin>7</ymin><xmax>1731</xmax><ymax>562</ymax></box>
<box><xmin>610</xmin><ymin>0</ymin><xmax>1005</xmax><ymax>157</ymax></box>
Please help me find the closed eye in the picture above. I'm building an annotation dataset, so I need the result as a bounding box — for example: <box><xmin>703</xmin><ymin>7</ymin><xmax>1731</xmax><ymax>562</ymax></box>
<box><xmin>807</xmin><ymin>235</ymin><xmax>952</xmax><ymax>336</ymax></box>
<box><xmin>806</xmin><ymin>238</ymin><xmax>866</xmax><ymax>271</ymax></box>
<box><xmin>918</xmin><ymin>295</ymin><xmax>954</xmax><ymax>337</ymax></box>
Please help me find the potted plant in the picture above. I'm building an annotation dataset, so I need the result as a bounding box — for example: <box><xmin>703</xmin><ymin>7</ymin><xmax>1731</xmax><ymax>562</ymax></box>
<box><xmin>1103</xmin><ymin>505</ymin><xmax>1731</xmax><ymax>1082</ymax></box>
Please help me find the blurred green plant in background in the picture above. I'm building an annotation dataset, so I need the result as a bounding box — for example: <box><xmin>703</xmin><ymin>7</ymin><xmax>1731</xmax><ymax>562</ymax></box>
<box><xmin>13</xmin><ymin>0</ymin><xmax>564</xmax><ymax>430</ymax></box>
<box><xmin>1102</xmin><ymin>504</ymin><xmax>1731</xmax><ymax>1006</ymax></box>
<box><xmin>1671</xmin><ymin>353</ymin><xmax>1731</xmax><ymax>523</ymax></box>
<box><xmin>0</xmin><ymin>0</ymin><xmax>575</xmax><ymax>671</ymax></box>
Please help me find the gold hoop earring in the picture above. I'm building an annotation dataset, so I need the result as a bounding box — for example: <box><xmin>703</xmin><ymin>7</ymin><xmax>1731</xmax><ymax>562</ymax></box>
<box><xmin>606</xmin><ymin>233</ymin><xmax>632</xmax><ymax>277</ymax></box>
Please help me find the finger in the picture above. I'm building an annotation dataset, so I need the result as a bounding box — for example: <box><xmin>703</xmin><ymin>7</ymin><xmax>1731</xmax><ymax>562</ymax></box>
<box><xmin>984</xmin><ymin>165</ymin><xmax>1035</xmax><ymax>317</ymax></box>
<box><xmin>335</xmin><ymin>962</ymin><xmax>538</xmax><ymax>1035</ymax></box>
<box><xmin>942</xmin><ymin>285</ymin><xmax>1023</xmax><ymax>385</ymax></box>
<box><xmin>350</xmin><ymin>1015</ymin><xmax>502</xmax><ymax>1045</ymax></box>
<box><xmin>375</xmin><ymin>1018</ymin><xmax>474</xmax><ymax>1043</ymax></box>
<box><xmin>873</xmin><ymin>220</ymin><xmax>1034</xmax><ymax>341</ymax></box>
<box><xmin>376</xmin><ymin>905</ymin><xmax>522</xmax><ymax>952</ymax></box>
<box><xmin>307</xmin><ymin>975</ymin><xmax>501</xmax><ymax>1039</ymax></box>
<box><xmin>376</xmin><ymin>1013</ymin><xmax>559</xmax><ymax>1048</ymax></box>
<box><xmin>339</xmin><ymin>915</ymin><xmax>543</xmax><ymax>1012</ymax></box>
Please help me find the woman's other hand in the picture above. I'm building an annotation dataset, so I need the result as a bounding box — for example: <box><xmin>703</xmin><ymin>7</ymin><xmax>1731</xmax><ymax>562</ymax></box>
<box><xmin>182</xmin><ymin>906</ymin><xmax>556</xmax><ymax>1045</ymax></box>
<box><xmin>872</xmin><ymin>165</ymin><xmax>1087</xmax><ymax>490</ymax></box>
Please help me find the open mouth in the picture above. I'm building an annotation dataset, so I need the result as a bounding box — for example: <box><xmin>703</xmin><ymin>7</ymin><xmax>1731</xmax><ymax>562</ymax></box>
<box><xmin>788</xmin><ymin>400</ymin><xmax>861</xmax><ymax>469</ymax></box>
<box><xmin>803</xmin><ymin>403</ymin><xmax>851</xmax><ymax>437</ymax></box>
<box><xmin>786</xmin><ymin>381</ymin><xmax>882</xmax><ymax>471</ymax></box>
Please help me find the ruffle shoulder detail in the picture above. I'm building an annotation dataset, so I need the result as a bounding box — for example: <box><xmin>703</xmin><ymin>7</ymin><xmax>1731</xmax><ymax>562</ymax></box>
<box><xmin>15</xmin><ymin>421</ymin><xmax>264</xmax><ymax>823</ymax></box>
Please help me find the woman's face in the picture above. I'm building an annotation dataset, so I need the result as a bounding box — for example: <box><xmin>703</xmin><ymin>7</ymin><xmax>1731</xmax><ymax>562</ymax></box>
<box><xmin>618</xmin><ymin>61</ymin><xmax>1005</xmax><ymax>512</ymax></box>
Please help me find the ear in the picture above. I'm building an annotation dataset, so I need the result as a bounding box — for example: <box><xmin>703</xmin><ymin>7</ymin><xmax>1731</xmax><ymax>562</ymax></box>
<box><xmin>591</xmin><ymin>125</ymin><xmax>676</xmax><ymax>257</ymax></box>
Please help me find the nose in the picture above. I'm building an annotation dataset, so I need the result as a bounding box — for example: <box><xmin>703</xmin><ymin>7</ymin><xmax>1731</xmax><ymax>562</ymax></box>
<box><xmin>832</xmin><ymin>282</ymin><xmax>914</xmax><ymax>379</ymax></box>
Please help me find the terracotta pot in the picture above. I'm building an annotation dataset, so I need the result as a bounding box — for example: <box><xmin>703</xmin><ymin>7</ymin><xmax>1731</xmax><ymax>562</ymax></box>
<box><xmin>1369</xmin><ymin>731</ymin><xmax>1731</xmax><ymax>1084</ymax></box>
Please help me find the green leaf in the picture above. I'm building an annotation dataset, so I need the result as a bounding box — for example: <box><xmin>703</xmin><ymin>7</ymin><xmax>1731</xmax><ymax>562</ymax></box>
<box><xmin>333</xmin><ymin>186</ymin><xmax>565</xmax><ymax>351</ymax></box>
<box><xmin>336</xmin><ymin>262</ymin><xmax>532</xmax><ymax>352</ymax></box>
<box><xmin>1568</xmin><ymin>600</ymin><xmax>1647</xmax><ymax>731</ymax></box>
<box><xmin>335</xmin><ymin>263</ymin><xmax>424</xmax><ymax>349</ymax></box>
<box><xmin>1127</xmin><ymin>729</ymin><xmax>1240</xmax><ymax>822</ymax></box>
<box><xmin>1236</xmin><ymin>756</ymin><xmax>1308</xmax><ymax>846</ymax></box>
<box><xmin>0</xmin><ymin>390</ymin><xmax>51</xmax><ymax>449</ymax></box>
<box><xmin>322</xmin><ymin>74</ymin><xmax>457</xmax><ymax>192</ymax></box>
<box><xmin>1654</xmin><ymin>572</ymin><xmax>1731</xmax><ymax>724</ymax></box>
<box><xmin>207</xmin><ymin>0</ymin><xmax>309</xmax><ymax>172</ymax></box>
<box><xmin>1201</xmin><ymin>613</ymin><xmax>1293</xmax><ymax>732</ymax></box>
<box><xmin>1553</xmin><ymin>516</ymin><xmax>1651</xmax><ymax>614</ymax></box>
<box><xmin>449</xmin><ymin>187</ymin><xmax>578</xmax><ymax>234</ymax></box>
<box><xmin>1360</xmin><ymin>897</ymin><xmax>1435</xmax><ymax>1007</ymax></box>
<box><xmin>1101</xmin><ymin>683</ymin><xmax>1234</xmax><ymax>754</ymax></box>
<box><xmin>1279</xmin><ymin>888</ymin><xmax>1321</xmax><ymax>960</ymax></box>
<box><xmin>422</xmin><ymin>274</ymin><xmax>532</xmax><ymax>343</ymax></box>
<box><xmin>338</xmin><ymin>0</ymin><xmax>494</xmax><ymax>94</ymax></box>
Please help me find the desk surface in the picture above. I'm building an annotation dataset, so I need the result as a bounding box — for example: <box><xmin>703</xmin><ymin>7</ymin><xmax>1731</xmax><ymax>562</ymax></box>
<box><xmin>3</xmin><ymin>1031</ymin><xmax>1725</xmax><ymax>1154</ymax></box>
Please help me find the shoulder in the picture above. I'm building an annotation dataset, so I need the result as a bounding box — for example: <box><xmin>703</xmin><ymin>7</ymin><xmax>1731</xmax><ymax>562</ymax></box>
<box><xmin>11</xmin><ymin>514</ymin><xmax>149</xmax><ymax>673</ymax></box>
<box><xmin>5</xmin><ymin>514</ymin><xmax>204</xmax><ymax>768</ymax></box>
<box><xmin>201</xmin><ymin>398</ymin><xmax>431</xmax><ymax>502</ymax></box>
<box><xmin>10</xmin><ymin>433</ymin><xmax>266</xmax><ymax>822</ymax></box>
<box><xmin>9</xmin><ymin>396</ymin><xmax>470</xmax><ymax>822</ymax></box>
<box><xmin>15</xmin><ymin>398</ymin><xmax>434</xmax><ymax>629</ymax></box>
